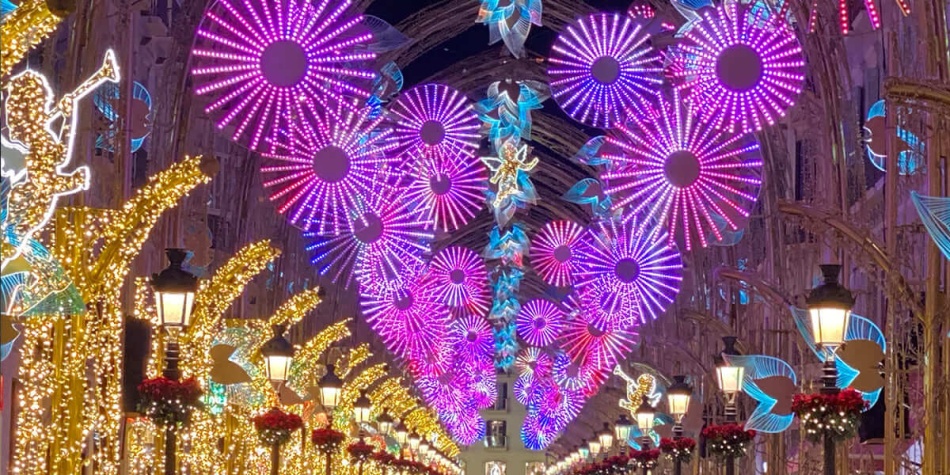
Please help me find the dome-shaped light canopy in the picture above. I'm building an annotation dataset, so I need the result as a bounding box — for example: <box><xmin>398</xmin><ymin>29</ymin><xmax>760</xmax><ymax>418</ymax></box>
<box><xmin>150</xmin><ymin>248</ymin><xmax>198</xmax><ymax>331</ymax></box>
<box><xmin>806</xmin><ymin>264</ymin><xmax>855</xmax><ymax>352</ymax></box>
<box><xmin>260</xmin><ymin>326</ymin><xmax>294</xmax><ymax>383</ymax></box>
<box><xmin>318</xmin><ymin>364</ymin><xmax>343</xmax><ymax>409</ymax></box>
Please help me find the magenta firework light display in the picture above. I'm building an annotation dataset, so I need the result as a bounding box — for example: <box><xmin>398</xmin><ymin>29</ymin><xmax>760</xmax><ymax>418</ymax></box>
<box><xmin>558</xmin><ymin>311</ymin><xmax>639</xmax><ymax>369</ymax></box>
<box><xmin>575</xmin><ymin>217</ymin><xmax>683</xmax><ymax>323</ymax></box>
<box><xmin>262</xmin><ymin>100</ymin><xmax>401</xmax><ymax>234</ymax></box>
<box><xmin>360</xmin><ymin>271</ymin><xmax>450</xmax><ymax>360</ymax></box>
<box><xmin>530</xmin><ymin>220</ymin><xmax>588</xmax><ymax>287</ymax></box>
<box><xmin>428</xmin><ymin>246</ymin><xmax>490</xmax><ymax>312</ymax></box>
<box><xmin>600</xmin><ymin>91</ymin><xmax>763</xmax><ymax>250</ymax></box>
<box><xmin>450</xmin><ymin>314</ymin><xmax>494</xmax><ymax>363</ymax></box>
<box><xmin>514</xmin><ymin>347</ymin><xmax>554</xmax><ymax>380</ymax></box>
<box><xmin>404</xmin><ymin>153</ymin><xmax>488</xmax><ymax>233</ymax></box>
<box><xmin>191</xmin><ymin>0</ymin><xmax>375</xmax><ymax>151</ymax></box>
<box><xmin>516</xmin><ymin>300</ymin><xmax>564</xmax><ymax>347</ymax></box>
<box><xmin>671</xmin><ymin>4</ymin><xmax>805</xmax><ymax>134</ymax></box>
<box><xmin>390</xmin><ymin>83</ymin><xmax>481</xmax><ymax>161</ymax></box>
<box><xmin>548</xmin><ymin>13</ymin><xmax>663</xmax><ymax>128</ymax></box>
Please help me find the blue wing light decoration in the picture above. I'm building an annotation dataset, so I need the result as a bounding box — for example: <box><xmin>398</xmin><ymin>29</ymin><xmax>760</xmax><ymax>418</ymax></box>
<box><xmin>722</xmin><ymin>354</ymin><xmax>797</xmax><ymax>433</ymax></box>
<box><xmin>670</xmin><ymin>0</ymin><xmax>712</xmax><ymax>35</ymax></box>
<box><xmin>485</xmin><ymin>224</ymin><xmax>530</xmax><ymax>370</ymax></box>
<box><xmin>864</xmin><ymin>100</ymin><xmax>924</xmax><ymax>175</ymax></box>
<box><xmin>475</xmin><ymin>80</ymin><xmax>549</xmax><ymax>151</ymax></box>
<box><xmin>790</xmin><ymin>306</ymin><xmax>885</xmax><ymax>408</ymax></box>
<box><xmin>476</xmin><ymin>0</ymin><xmax>543</xmax><ymax>58</ymax></box>
<box><xmin>911</xmin><ymin>192</ymin><xmax>950</xmax><ymax>261</ymax></box>
<box><xmin>359</xmin><ymin>16</ymin><xmax>413</xmax><ymax>53</ymax></box>
<box><xmin>1</xmin><ymin>0</ymin><xmax>16</xmax><ymax>18</ymax></box>
<box><xmin>367</xmin><ymin>62</ymin><xmax>403</xmax><ymax>119</ymax></box>
<box><xmin>93</xmin><ymin>81</ymin><xmax>153</xmax><ymax>153</ymax></box>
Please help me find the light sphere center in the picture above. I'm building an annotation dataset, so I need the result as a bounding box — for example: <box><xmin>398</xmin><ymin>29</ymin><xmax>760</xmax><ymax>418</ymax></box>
<box><xmin>449</xmin><ymin>269</ymin><xmax>466</xmax><ymax>284</ymax></box>
<box><xmin>591</xmin><ymin>56</ymin><xmax>621</xmax><ymax>84</ymax></box>
<box><xmin>353</xmin><ymin>212</ymin><xmax>383</xmax><ymax>244</ymax></box>
<box><xmin>553</xmin><ymin>244</ymin><xmax>572</xmax><ymax>263</ymax></box>
<box><xmin>615</xmin><ymin>258</ymin><xmax>640</xmax><ymax>283</ymax></box>
<box><xmin>429</xmin><ymin>174</ymin><xmax>453</xmax><ymax>196</ymax></box>
<box><xmin>664</xmin><ymin>149</ymin><xmax>701</xmax><ymax>188</ymax></box>
<box><xmin>420</xmin><ymin>120</ymin><xmax>446</xmax><ymax>145</ymax></box>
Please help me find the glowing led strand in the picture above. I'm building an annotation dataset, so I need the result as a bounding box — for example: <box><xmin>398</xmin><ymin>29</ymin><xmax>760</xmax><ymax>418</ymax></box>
<box><xmin>267</xmin><ymin>287</ymin><xmax>323</xmax><ymax>328</ymax></box>
<box><xmin>390</xmin><ymin>83</ymin><xmax>481</xmax><ymax>161</ymax></box>
<box><xmin>332</xmin><ymin>363</ymin><xmax>388</xmax><ymax>430</ymax></box>
<box><xmin>428</xmin><ymin>246</ymin><xmax>490</xmax><ymax>312</ymax></box>
<box><xmin>286</xmin><ymin>319</ymin><xmax>352</xmax><ymax>396</ymax></box>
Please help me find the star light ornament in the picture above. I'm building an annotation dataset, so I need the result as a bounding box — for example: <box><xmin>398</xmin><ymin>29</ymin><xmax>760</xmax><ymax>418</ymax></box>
<box><xmin>390</xmin><ymin>83</ymin><xmax>481</xmax><ymax>161</ymax></box>
<box><xmin>191</xmin><ymin>0</ymin><xmax>376</xmax><ymax>151</ymax></box>
<box><xmin>476</xmin><ymin>0</ymin><xmax>543</xmax><ymax>58</ymax></box>
<box><xmin>481</xmin><ymin>140</ymin><xmax>540</xmax><ymax>227</ymax></box>
<box><xmin>2</xmin><ymin>50</ymin><xmax>119</xmax><ymax>271</ymax></box>
<box><xmin>600</xmin><ymin>90</ymin><xmax>763</xmax><ymax>250</ymax></box>
<box><xmin>671</xmin><ymin>3</ymin><xmax>805</xmax><ymax>134</ymax></box>
<box><xmin>516</xmin><ymin>300</ymin><xmax>564</xmax><ymax>347</ymax></box>
<box><xmin>548</xmin><ymin>13</ymin><xmax>663</xmax><ymax>128</ymax></box>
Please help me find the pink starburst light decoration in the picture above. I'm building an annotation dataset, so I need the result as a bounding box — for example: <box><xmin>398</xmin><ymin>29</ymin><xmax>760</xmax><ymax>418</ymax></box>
<box><xmin>429</xmin><ymin>246</ymin><xmax>490</xmax><ymax>312</ymax></box>
<box><xmin>530</xmin><ymin>220</ymin><xmax>588</xmax><ymax>287</ymax></box>
<box><xmin>404</xmin><ymin>153</ymin><xmax>488</xmax><ymax>233</ymax></box>
<box><xmin>576</xmin><ymin>281</ymin><xmax>640</xmax><ymax>332</ymax></box>
<box><xmin>191</xmin><ymin>0</ymin><xmax>376</xmax><ymax>151</ymax></box>
<box><xmin>548</xmin><ymin>13</ymin><xmax>663</xmax><ymax>128</ymax></box>
<box><xmin>600</xmin><ymin>91</ymin><xmax>763</xmax><ymax>250</ymax></box>
<box><xmin>575</xmin><ymin>217</ymin><xmax>683</xmax><ymax>321</ymax></box>
<box><xmin>671</xmin><ymin>4</ymin><xmax>805</xmax><ymax>133</ymax></box>
<box><xmin>558</xmin><ymin>312</ymin><xmax>639</xmax><ymax>369</ymax></box>
<box><xmin>262</xmin><ymin>100</ymin><xmax>400</xmax><ymax>233</ymax></box>
<box><xmin>551</xmin><ymin>351</ymin><xmax>600</xmax><ymax>393</ymax></box>
<box><xmin>360</xmin><ymin>272</ymin><xmax>450</xmax><ymax>361</ymax></box>
<box><xmin>516</xmin><ymin>300</ymin><xmax>564</xmax><ymax>347</ymax></box>
<box><xmin>514</xmin><ymin>347</ymin><xmax>554</xmax><ymax>380</ymax></box>
<box><xmin>304</xmin><ymin>186</ymin><xmax>433</xmax><ymax>288</ymax></box>
<box><xmin>390</xmin><ymin>83</ymin><xmax>481</xmax><ymax>160</ymax></box>
<box><xmin>451</xmin><ymin>314</ymin><xmax>494</xmax><ymax>363</ymax></box>
<box><xmin>514</xmin><ymin>373</ymin><xmax>554</xmax><ymax>406</ymax></box>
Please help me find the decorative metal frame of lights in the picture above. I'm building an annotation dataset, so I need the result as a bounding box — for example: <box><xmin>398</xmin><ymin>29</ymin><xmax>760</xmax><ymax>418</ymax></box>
<box><xmin>670</xmin><ymin>3</ymin><xmax>805</xmax><ymax>134</ymax></box>
<box><xmin>92</xmin><ymin>80</ymin><xmax>153</xmax><ymax>153</ymax></box>
<box><xmin>262</xmin><ymin>99</ymin><xmax>400</xmax><ymax>234</ymax></box>
<box><xmin>808</xmin><ymin>0</ymin><xmax>910</xmax><ymax>34</ymax></box>
<box><xmin>428</xmin><ymin>246</ymin><xmax>490</xmax><ymax>313</ymax></box>
<box><xmin>475</xmin><ymin>79</ymin><xmax>549</xmax><ymax>151</ymax></box>
<box><xmin>516</xmin><ymin>299</ymin><xmax>565</xmax><ymax>347</ymax></box>
<box><xmin>599</xmin><ymin>91</ymin><xmax>763</xmax><ymax>251</ymax></box>
<box><xmin>390</xmin><ymin>83</ymin><xmax>481</xmax><ymax>162</ymax></box>
<box><xmin>530</xmin><ymin>220</ymin><xmax>588</xmax><ymax>287</ymax></box>
<box><xmin>575</xmin><ymin>217</ymin><xmax>683</xmax><ymax>324</ymax></box>
<box><xmin>548</xmin><ymin>12</ymin><xmax>663</xmax><ymax>128</ymax></box>
<box><xmin>191</xmin><ymin>0</ymin><xmax>375</xmax><ymax>151</ymax></box>
<box><xmin>476</xmin><ymin>0</ymin><xmax>543</xmax><ymax>58</ymax></box>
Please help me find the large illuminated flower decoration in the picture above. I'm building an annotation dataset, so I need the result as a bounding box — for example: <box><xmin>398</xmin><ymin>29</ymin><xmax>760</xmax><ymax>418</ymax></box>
<box><xmin>514</xmin><ymin>372</ymin><xmax>554</xmax><ymax>405</ymax></box>
<box><xmin>514</xmin><ymin>347</ymin><xmax>554</xmax><ymax>380</ymax></box>
<box><xmin>558</xmin><ymin>312</ymin><xmax>639</xmax><ymax>369</ymax></box>
<box><xmin>191</xmin><ymin>0</ymin><xmax>376</xmax><ymax>151</ymax></box>
<box><xmin>467</xmin><ymin>359</ymin><xmax>499</xmax><ymax>409</ymax></box>
<box><xmin>671</xmin><ymin>4</ymin><xmax>805</xmax><ymax>133</ymax></box>
<box><xmin>429</xmin><ymin>246</ymin><xmax>490</xmax><ymax>312</ymax></box>
<box><xmin>404</xmin><ymin>153</ymin><xmax>488</xmax><ymax>233</ymax></box>
<box><xmin>305</xmin><ymin>186</ymin><xmax>433</xmax><ymax>288</ymax></box>
<box><xmin>530</xmin><ymin>220</ymin><xmax>588</xmax><ymax>287</ymax></box>
<box><xmin>551</xmin><ymin>351</ymin><xmax>600</xmax><ymax>393</ymax></box>
<box><xmin>262</xmin><ymin>100</ymin><xmax>400</xmax><ymax>234</ymax></box>
<box><xmin>391</xmin><ymin>83</ymin><xmax>481</xmax><ymax>161</ymax></box>
<box><xmin>417</xmin><ymin>366</ymin><xmax>472</xmax><ymax>414</ymax></box>
<box><xmin>576</xmin><ymin>280</ymin><xmax>640</xmax><ymax>332</ymax></box>
<box><xmin>548</xmin><ymin>13</ymin><xmax>663</xmax><ymax>128</ymax></box>
<box><xmin>451</xmin><ymin>314</ymin><xmax>495</xmax><ymax>363</ymax></box>
<box><xmin>516</xmin><ymin>300</ymin><xmax>564</xmax><ymax>347</ymax></box>
<box><xmin>476</xmin><ymin>0</ymin><xmax>543</xmax><ymax>58</ymax></box>
<box><xmin>359</xmin><ymin>271</ymin><xmax>449</xmax><ymax>361</ymax></box>
<box><xmin>575</xmin><ymin>218</ymin><xmax>682</xmax><ymax>323</ymax></box>
<box><xmin>600</xmin><ymin>91</ymin><xmax>763</xmax><ymax>250</ymax></box>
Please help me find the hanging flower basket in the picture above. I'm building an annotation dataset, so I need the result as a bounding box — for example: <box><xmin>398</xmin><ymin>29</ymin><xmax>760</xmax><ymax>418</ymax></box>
<box><xmin>348</xmin><ymin>439</ymin><xmax>376</xmax><ymax>462</ymax></box>
<box><xmin>603</xmin><ymin>454</ymin><xmax>629</xmax><ymax>474</ymax></box>
<box><xmin>311</xmin><ymin>426</ymin><xmax>347</xmax><ymax>454</ymax></box>
<box><xmin>791</xmin><ymin>388</ymin><xmax>868</xmax><ymax>443</ymax></box>
<box><xmin>702</xmin><ymin>423</ymin><xmax>756</xmax><ymax>460</ymax></box>
<box><xmin>660</xmin><ymin>437</ymin><xmax>697</xmax><ymax>464</ymax></box>
<box><xmin>371</xmin><ymin>450</ymin><xmax>396</xmax><ymax>466</ymax></box>
<box><xmin>628</xmin><ymin>449</ymin><xmax>660</xmax><ymax>469</ymax></box>
<box><xmin>252</xmin><ymin>407</ymin><xmax>303</xmax><ymax>447</ymax></box>
<box><xmin>136</xmin><ymin>376</ymin><xmax>203</xmax><ymax>429</ymax></box>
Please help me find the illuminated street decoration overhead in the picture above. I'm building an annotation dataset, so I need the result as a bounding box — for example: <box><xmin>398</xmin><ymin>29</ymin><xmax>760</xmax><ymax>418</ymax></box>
<box><xmin>558</xmin><ymin>309</ymin><xmax>639</xmax><ymax>369</ymax></box>
<box><xmin>360</xmin><ymin>268</ymin><xmax>449</xmax><ymax>361</ymax></box>
<box><xmin>476</xmin><ymin>0</ymin><xmax>543</xmax><ymax>58</ymax></box>
<box><xmin>481</xmin><ymin>140</ymin><xmax>540</xmax><ymax>228</ymax></box>
<box><xmin>514</xmin><ymin>347</ymin><xmax>554</xmax><ymax>380</ymax></box>
<box><xmin>720</xmin><ymin>354</ymin><xmax>798</xmax><ymax>433</ymax></box>
<box><xmin>475</xmin><ymin>79</ymin><xmax>549</xmax><ymax>151</ymax></box>
<box><xmin>808</xmin><ymin>0</ymin><xmax>910</xmax><ymax>34</ymax></box>
<box><xmin>600</xmin><ymin>91</ymin><xmax>763</xmax><ymax>250</ymax></box>
<box><xmin>911</xmin><ymin>192</ymin><xmax>950</xmax><ymax>261</ymax></box>
<box><xmin>548</xmin><ymin>12</ymin><xmax>663</xmax><ymax>128</ymax></box>
<box><xmin>671</xmin><ymin>4</ymin><xmax>805</xmax><ymax>133</ymax></box>
<box><xmin>863</xmin><ymin>100</ymin><xmax>924</xmax><ymax>175</ymax></box>
<box><xmin>516</xmin><ymin>299</ymin><xmax>565</xmax><ymax>347</ymax></box>
<box><xmin>531</xmin><ymin>220</ymin><xmax>588</xmax><ymax>287</ymax></box>
<box><xmin>390</xmin><ymin>83</ymin><xmax>481</xmax><ymax>161</ymax></box>
<box><xmin>191</xmin><ymin>0</ymin><xmax>375</xmax><ymax>151</ymax></box>
<box><xmin>93</xmin><ymin>80</ymin><xmax>153</xmax><ymax>153</ymax></box>
<box><xmin>428</xmin><ymin>246</ymin><xmax>490</xmax><ymax>313</ymax></box>
<box><xmin>450</xmin><ymin>314</ymin><xmax>495</xmax><ymax>364</ymax></box>
<box><xmin>403</xmin><ymin>153</ymin><xmax>488</xmax><ymax>233</ymax></box>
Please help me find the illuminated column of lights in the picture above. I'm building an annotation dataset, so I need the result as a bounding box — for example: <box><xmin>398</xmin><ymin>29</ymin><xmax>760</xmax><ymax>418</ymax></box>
<box><xmin>671</xmin><ymin>4</ymin><xmax>805</xmax><ymax>133</ymax></box>
<box><xmin>428</xmin><ymin>246</ymin><xmax>490</xmax><ymax>313</ymax></box>
<box><xmin>191</xmin><ymin>0</ymin><xmax>376</xmax><ymax>151</ymax></box>
<box><xmin>483</xmin><ymin>224</ymin><xmax>530</xmax><ymax>370</ymax></box>
<box><xmin>530</xmin><ymin>220</ymin><xmax>588</xmax><ymax>287</ymax></box>
<box><xmin>598</xmin><ymin>90</ymin><xmax>763</xmax><ymax>250</ymax></box>
<box><xmin>0</xmin><ymin>0</ymin><xmax>68</xmax><ymax>76</ymax></box>
<box><xmin>516</xmin><ymin>299</ymin><xmax>565</xmax><ymax>347</ymax></box>
<box><xmin>474</xmin><ymin>79</ymin><xmax>549</xmax><ymax>151</ymax></box>
<box><xmin>548</xmin><ymin>13</ymin><xmax>663</xmax><ymax>128</ymax></box>
<box><xmin>261</xmin><ymin>100</ymin><xmax>401</xmax><ymax>233</ymax></box>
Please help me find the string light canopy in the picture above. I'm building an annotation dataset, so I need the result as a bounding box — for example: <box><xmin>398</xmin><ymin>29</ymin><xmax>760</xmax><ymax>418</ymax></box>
<box><xmin>191</xmin><ymin>0</ymin><xmax>375</xmax><ymax>151</ymax></box>
<box><xmin>428</xmin><ymin>246</ymin><xmax>490</xmax><ymax>313</ymax></box>
<box><xmin>530</xmin><ymin>220</ymin><xmax>588</xmax><ymax>287</ymax></box>
<box><xmin>390</xmin><ymin>83</ymin><xmax>481</xmax><ymax>162</ymax></box>
<box><xmin>548</xmin><ymin>12</ymin><xmax>663</xmax><ymax>128</ymax></box>
<box><xmin>600</xmin><ymin>91</ymin><xmax>763</xmax><ymax>251</ymax></box>
<box><xmin>671</xmin><ymin>3</ymin><xmax>805</xmax><ymax>134</ymax></box>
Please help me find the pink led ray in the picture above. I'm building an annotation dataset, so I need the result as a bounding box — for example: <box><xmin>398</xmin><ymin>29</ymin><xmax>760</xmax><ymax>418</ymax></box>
<box><xmin>557</xmin><ymin>312</ymin><xmax>639</xmax><ymax>369</ymax></box>
<box><xmin>514</xmin><ymin>347</ymin><xmax>554</xmax><ymax>380</ymax></box>
<box><xmin>390</xmin><ymin>83</ymin><xmax>481</xmax><ymax>161</ymax></box>
<box><xmin>530</xmin><ymin>220</ymin><xmax>588</xmax><ymax>287</ymax></box>
<box><xmin>671</xmin><ymin>4</ymin><xmax>805</xmax><ymax>133</ymax></box>
<box><xmin>428</xmin><ymin>246</ymin><xmax>491</xmax><ymax>312</ymax></box>
<box><xmin>516</xmin><ymin>299</ymin><xmax>565</xmax><ymax>347</ymax></box>
<box><xmin>403</xmin><ymin>153</ymin><xmax>488</xmax><ymax>233</ymax></box>
<box><xmin>191</xmin><ymin>0</ymin><xmax>375</xmax><ymax>151</ymax></box>
<box><xmin>600</xmin><ymin>91</ymin><xmax>763</xmax><ymax>250</ymax></box>
<box><xmin>548</xmin><ymin>13</ymin><xmax>663</xmax><ymax>128</ymax></box>
<box><xmin>450</xmin><ymin>313</ymin><xmax>495</xmax><ymax>364</ymax></box>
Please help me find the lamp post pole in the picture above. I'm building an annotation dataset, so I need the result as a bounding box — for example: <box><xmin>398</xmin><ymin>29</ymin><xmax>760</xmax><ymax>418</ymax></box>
<box><xmin>666</xmin><ymin>375</ymin><xmax>692</xmax><ymax>475</ymax></box>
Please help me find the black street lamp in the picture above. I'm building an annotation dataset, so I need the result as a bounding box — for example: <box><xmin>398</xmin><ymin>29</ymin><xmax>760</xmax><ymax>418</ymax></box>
<box><xmin>614</xmin><ymin>415</ymin><xmax>632</xmax><ymax>452</ymax></box>
<box><xmin>806</xmin><ymin>264</ymin><xmax>855</xmax><ymax>475</ymax></box>
<box><xmin>716</xmin><ymin>336</ymin><xmax>744</xmax><ymax>475</ymax></box>
<box><xmin>666</xmin><ymin>375</ymin><xmax>692</xmax><ymax>475</ymax></box>
<box><xmin>634</xmin><ymin>396</ymin><xmax>655</xmax><ymax>475</ymax></box>
<box><xmin>150</xmin><ymin>248</ymin><xmax>198</xmax><ymax>475</ymax></box>
<box><xmin>260</xmin><ymin>326</ymin><xmax>294</xmax><ymax>384</ymax></box>
<box><xmin>597</xmin><ymin>422</ymin><xmax>614</xmax><ymax>456</ymax></box>
<box><xmin>318</xmin><ymin>364</ymin><xmax>344</xmax><ymax>411</ymax></box>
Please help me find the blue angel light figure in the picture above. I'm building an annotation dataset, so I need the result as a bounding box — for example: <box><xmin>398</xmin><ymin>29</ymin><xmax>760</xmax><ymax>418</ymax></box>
<box><xmin>790</xmin><ymin>307</ymin><xmax>886</xmax><ymax>408</ymax></box>
<box><xmin>721</xmin><ymin>354</ymin><xmax>797</xmax><ymax>433</ymax></box>
<box><xmin>476</xmin><ymin>80</ymin><xmax>549</xmax><ymax>150</ymax></box>
<box><xmin>476</xmin><ymin>0</ymin><xmax>543</xmax><ymax>58</ymax></box>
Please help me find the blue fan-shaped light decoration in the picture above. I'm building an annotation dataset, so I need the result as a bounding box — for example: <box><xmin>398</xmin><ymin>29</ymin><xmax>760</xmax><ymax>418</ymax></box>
<box><xmin>93</xmin><ymin>81</ymin><xmax>153</xmax><ymax>153</ymax></box>
<box><xmin>1</xmin><ymin>0</ymin><xmax>16</xmax><ymax>17</ymax></box>
<box><xmin>864</xmin><ymin>100</ymin><xmax>924</xmax><ymax>175</ymax></box>
<box><xmin>911</xmin><ymin>192</ymin><xmax>950</xmax><ymax>260</ymax></box>
<box><xmin>721</xmin><ymin>354</ymin><xmax>797</xmax><ymax>433</ymax></box>
<box><xmin>790</xmin><ymin>307</ymin><xmax>885</xmax><ymax>408</ymax></box>
<box><xmin>475</xmin><ymin>79</ymin><xmax>549</xmax><ymax>151</ymax></box>
<box><xmin>476</xmin><ymin>0</ymin><xmax>543</xmax><ymax>58</ymax></box>
<box><xmin>358</xmin><ymin>16</ymin><xmax>413</xmax><ymax>53</ymax></box>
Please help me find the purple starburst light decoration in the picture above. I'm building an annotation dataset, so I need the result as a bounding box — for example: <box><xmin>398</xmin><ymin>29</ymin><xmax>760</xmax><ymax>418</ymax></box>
<box><xmin>551</xmin><ymin>351</ymin><xmax>600</xmax><ymax>393</ymax></box>
<box><xmin>516</xmin><ymin>300</ymin><xmax>564</xmax><ymax>347</ymax></box>
<box><xmin>466</xmin><ymin>359</ymin><xmax>498</xmax><ymax>409</ymax></box>
<box><xmin>514</xmin><ymin>347</ymin><xmax>554</xmax><ymax>380</ymax></box>
<box><xmin>191</xmin><ymin>0</ymin><xmax>376</xmax><ymax>151</ymax></box>
<box><xmin>262</xmin><ymin>100</ymin><xmax>400</xmax><ymax>233</ymax></box>
<box><xmin>404</xmin><ymin>153</ymin><xmax>488</xmax><ymax>233</ymax></box>
<box><xmin>576</xmin><ymin>281</ymin><xmax>639</xmax><ymax>332</ymax></box>
<box><xmin>599</xmin><ymin>91</ymin><xmax>763</xmax><ymax>250</ymax></box>
<box><xmin>359</xmin><ymin>270</ymin><xmax>450</xmax><ymax>361</ymax></box>
<box><xmin>671</xmin><ymin>4</ymin><xmax>805</xmax><ymax>133</ymax></box>
<box><xmin>304</xmin><ymin>186</ymin><xmax>433</xmax><ymax>288</ymax></box>
<box><xmin>530</xmin><ymin>220</ymin><xmax>588</xmax><ymax>287</ymax></box>
<box><xmin>451</xmin><ymin>313</ymin><xmax>494</xmax><ymax>363</ymax></box>
<box><xmin>548</xmin><ymin>13</ymin><xmax>663</xmax><ymax>128</ymax></box>
<box><xmin>514</xmin><ymin>373</ymin><xmax>555</xmax><ymax>406</ymax></box>
<box><xmin>575</xmin><ymin>217</ymin><xmax>683</xmax><ymax>322</ymax></box>
<box><xmin>391</xmin><ymin>83</ymin><xmax>481</xmax><ymax>160</ymax></box>
<box><xmin>558</xmin><ymin>312</ymin><xmax>639</xmax><ymax>371</ymax></box>
<box><xmin>429</xmin><ymin>246</ymin><xmax>490</xmax><ymax>312</ymax></box>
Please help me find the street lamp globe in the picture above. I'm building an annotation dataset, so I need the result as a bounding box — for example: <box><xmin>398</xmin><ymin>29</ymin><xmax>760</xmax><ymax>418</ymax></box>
<box><xmin>806</xmin><ymin>264</ymin><xmax>855</xmax><ymax>353</ymax></box>
<box><xmin>715</xmin><ymin>337</ymin><xmax>744</xmax><ymax>400</ymax></box>
<box><xmin>377</xmin><ymin>411</ymin><xmax>394</xmax><ymax>434</ymax></box>
<box><xmin>634</xmin><ymin>395</ymin><xmax>655</xmax><ymax>434</ymax></box>
<box><xmin>318</xmin><ymin>364</ymin><xmax>343</xmax><ymax>410</ymax></box>
<box><xmin>353</xmin><ymin>390</ymin><xmax>372</xmax><ymax>424</ymax></box>
<box><xmin>666</xmin><ymin>375</ymin><xmax>692</xmax><ymax>423</ymax></box>
<box><xmin>150</xmin><ymin>249</ymin><xmax>198</xmax><ymax>331</ymax></box>
<box><xmin>597</xmin><ymin>422</ymin><xmax>614</xmax><ymax>451</ymax></box>
<box><xmin>394</xmin><ymin>420</ymin><xmax>409</xmax><ymax>445</ymax></box>
<box><xmin>260</xmin><ymin>327</ymin><xmax>294</xmax><ymax>383</ymax></box>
